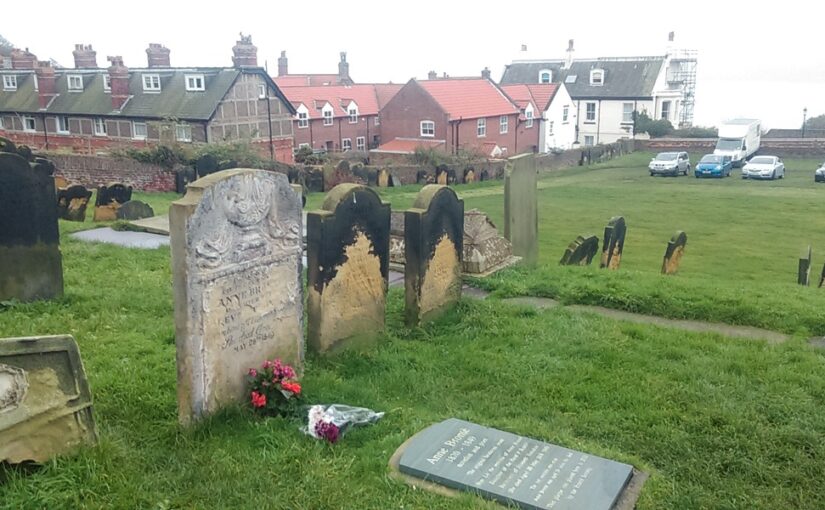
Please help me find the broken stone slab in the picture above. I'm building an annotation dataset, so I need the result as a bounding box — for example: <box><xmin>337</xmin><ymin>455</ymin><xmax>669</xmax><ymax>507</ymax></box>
<box><xmin>798</xmin><ymin>245</ymin><xmax>812</xmax><ymax>286</ymax></box>
<box><xmin>57</xmin><ymin>184</ymin><xmax>93</xmax><ymax>222</ymax></box>
<box><xmin>0</xmin><ymin>335</ymin><xmax>97</xmax><ymax>464</ymax></box>
<box><xmin>662</xmin><ymin>231</ymin><xmax>688</xmax><ymax>275</ymax></box>
<box><xmin>116</xmin><ymin>200</ymin><xmax>155</xmax><ymax>221</ymax></box>
<box><xmin>560</xmin><ymin>235</ymin><xmax>600</xmax><ymax>266</ymax></box>
<box><xmin>504</xmin><ymin>154</ymin><xmax>538</xmax><ymax>266</ymax></box>
<box><xmin>600</xmin><ymin>216</ymin><xmax>626</xmax><ymax>270</ymax></box>
<box><xmin>127</xmin><ymin>214</ymin><xmax>170</xmax><ymax>236</ymax></box>
<box><xmin>463</xmin><ymin>209</ymin><xmax>520</xmax><ymax>276</ymax></box>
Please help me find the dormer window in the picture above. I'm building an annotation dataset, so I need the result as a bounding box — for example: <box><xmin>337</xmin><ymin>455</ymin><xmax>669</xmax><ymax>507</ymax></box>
<box><xmin>539</xmin><ymin>70</ymin><xmax>552</xmax><ymax>84</ymax></box>
<box><xmin>185</xmin><ymin>74</ymin><xmax>205</xmax><ymax>91</ymax></box>
<box><xmin>347</xmin><ymin>102</ymin><xmax>359</xmax><ymax>124</ymax></box>
<box><xmin>296</xmin><ymin>105</ymin><xmax>309</xmax><ymax>129</ymax></box>
<box><xmin>142</xmin><ymin>74</ymin><xmax>161</xmax><ymax>92</ymax></box>
<box><xmin>590</xmin><ymin>69</ymin><xmax>604</xmax><ymax>86</ymax></box>
<box><xmin>322</xmin><ymin>103</ymin><xmax>334</xmax><ymax>126</ymax></box>
<box><xmin>103</xmin><ymin>75</ymin><xmax>111</xmax><ymax>92</ymax></box>
<box><xmin>2</xmin><ymin>75</ymin><xmax>16</xmax><ymax>91</ymax></box>
<box><xmin>525</xmin><ymin>104</ymin><xmax>534</xmax><ymax>128</ymax></box>
<box><xmin>68</xmin><ymin>75</ymin><xmax>83</xmax><ymax>91</ymax></box>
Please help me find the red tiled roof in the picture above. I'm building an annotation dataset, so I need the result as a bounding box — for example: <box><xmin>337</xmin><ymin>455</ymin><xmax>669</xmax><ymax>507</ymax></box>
<box><xmin>280</xmin><ymin>84</ymin><xmax>381</xmax><ymax>120</ymax></box>
<box><xmin>501</xmin><ymin>83</ymin><xmax>560</xmax><ymax>112</ymax></box>
<box><xmin>418</xmin><ymin>79</ymin><xmax>519</xmax><ymax>120</ymax></box>
<box><xmin>373</xmin><ymin>138</ymin><xmax>445</xmax><ymax>154</ymax></box>
<box><xmin>373</xmin><ymin>83</ymin><xmax>403</xmax><ymax>109</ymax></box>
<box><xmin>275</xmin><ymin>74</ymin><xmax>342</xmax><ymax>87</ymax></box>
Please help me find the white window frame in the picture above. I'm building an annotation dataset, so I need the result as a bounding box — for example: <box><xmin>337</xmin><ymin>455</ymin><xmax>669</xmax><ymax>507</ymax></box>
<box><xmin>539</xmin><ymin>69</ymin><xmax>552</xmax><ymax>84</ymax></box>
<box><xmin>622</xmin><ymin>103</ymin><xmax>634</xmax><ymax>124</ymax></box>
<box><xmin>585</xmin><ymin>102</ymin><xmax>596</xmax><ymax>122</ymax></box>
<box><xmin>142</xmin><ymin>74</ymin><xmax>161</xmax><ymax>92</ymax></box>
<box><xmin>298</xmin><ymin>143</ymin><xmax>311</xmax><ymax>149</ymax></box>
<box><xmin>0</xmin><ymin>116</ymin><xmax>4</xmax><ymax>129</ymax></box>
<box><xmin>103</xmin><ymin>75</ymin><xmax>111</xmax><ymax>92</ymax></box>
<box><xmin>33</xmin><ymin>74</ymin><xmax>38</xmax><ymax>91</ymax></box>
<box><xmin>341</xmin><ymin>138</ymin><xmax>352</xmax><ymax>152</ymax></box>
<box><xmin>323</xmin><ymin>109</ymin><xmax>333</xmax><ymax>126</ymax></box>
<box><xmin>549</xmin><ymin>121</ymin><xmax>554</xmax><ymax>135</ymax></box>
<box><xmin>526</xmin><ymin>108</ymin><xmax>534</xmax><ymax>128</ymax></box>
<box><xmin>176</xmin><ymin>124</ymin><xmax>192</xmax><ymax>142</ymax></box>
<box><xmin>477</xmin><ymin>118</ymin><xmax>486</xmax><ymax>137</ymax></box>
<box><xmin>133</xmin><ymin>121</ymin><xmax>148</xmax><ymax>140</ymax></box>
<box><xmin>590</xmin><ymin>69</ymin><xmax>604</xmax><ymax>86</ymax></box>
<box><xmin>374</xmin><ymin>116</ymin><xmax>380</xmax><ymax>126</ymax></box>
<box><xmin>23</xmin><ymin>116</ymin><xmax>36</xmax><ymax>132</ymax></box>
<box><xmin>356</xmin><ymin>136</ymin><xmax>365</xmax><ymax>151</ymax></box>
<box><xmin>185</xmin><ymin>74</ymin><xmax>205</xmax><ymax>92</ymax></box>
<box><xmin>68</xmin><ymin>74</ymin><xmax>83</xmax><ymax>91</ymax></box>
<box><xmin>420</xmin><ymin>120</ymin><xmax>435</xmax><ymax>137</ymax></box>
<box><xmin>3</xmin><ymin>75</ymin><xmax>18</xmax><ymax>91</ymax></box>
<box><xmin>348</xmin><ymin>106</ymin><xmax>358</xmax><ymax>124</ymax></box>
<box><xmin>584</xmin><ymin>135</ymin><xmax>595</xmax><ymax>147</ymax></box>
<box><xmin>297</xmin><ymin>111</ymin><xmax>308</xmax><ymax>129</ymax></box>
<box><xmin>499</xmin><ymin>115</ymin><xmax>508</xmax><ymax>134</ymax></box>
<box><xmin>56</xmin><ymin>116</ymin><xmax>70</xmax><ymax>134</ymax></box>
<box><xmin>93</xmin><ymin>118</ymin><xmax>107</xmax><ymax>136</ymax></box>
<box><xmin>562</xmin><ymin>105</ymin><xmax>569</xmax><ymax>123</ymax></box>
<box><xmin>258</xmin><ymin>84</ymin><xmax>267</xmax><ymax>99</ymax></box>
<box><xmin>661</xmin><ymin>101</ymin><xmax>671</xmax><ymax>121</ymax></box>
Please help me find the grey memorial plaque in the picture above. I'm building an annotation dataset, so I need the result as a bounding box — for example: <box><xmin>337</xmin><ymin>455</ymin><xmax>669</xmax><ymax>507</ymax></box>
<box><xmin>398</xmin><ymin>418</ymin><xmax>633</xmax><ymax>510</ymax></box>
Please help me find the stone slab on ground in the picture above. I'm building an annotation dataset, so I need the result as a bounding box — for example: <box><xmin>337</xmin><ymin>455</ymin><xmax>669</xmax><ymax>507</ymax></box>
<box><xmin>127</xmin><ymin>214</ymin><xmax>170</xmax><ymax>236</ymax></box>
<box><xmin>501</xmin><ymin>296</ymin><xmax>561</xmax><ymax>310</ymax></box>
<box><xmin>462</xmin><ymin>285</ymin><xmax>490</xmax><ymax>300</ymax></box>
<box><xmin>71</xmin><ymin>228</ymin><xmax>170</xmax><ymax>249</ymax></box>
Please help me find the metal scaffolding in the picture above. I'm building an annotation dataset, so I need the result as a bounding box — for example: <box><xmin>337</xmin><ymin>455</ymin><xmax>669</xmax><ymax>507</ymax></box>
<box><xmin>667</xmin><ymin>49</ymin><xmax>698</xmax><ymax>127</ymax></box>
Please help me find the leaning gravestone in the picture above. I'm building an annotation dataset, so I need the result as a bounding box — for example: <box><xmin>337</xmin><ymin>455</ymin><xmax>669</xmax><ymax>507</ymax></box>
<box><xmin>798</xmin><ymin>245</ymin><xmax>812</xmax><ymax>286</ymax></box>
<box><xmin>0</xmin><ymin>139</ymin><xmax>64</xmax><ymax>302</ymax></box>
<box><xmin>662</xmin><ymin>231</ymin><xmax>688</xmax><ymax>275</ymax></box>
<box><xmin>405</xmin><ymin>185</ymin><xmax>464</xmax><ymax>326</ymax></box>
<box><xmin>0</xmin><ymin>335</ymin><xmax>97</xmax><ymax>464</ymax></box>
<box><xmin>170</xmin><ymin>169</ymin><xmax>303</xmax><ymax>425</ymax></box>
<box><xmin>600</xmin><ymin>216</ymin><xmax>626</xmax><ymax>270</ymax></box>
<box><xmin>307</xmin><ymin>184</ymin><xmax>390</xmax><ymax>353</ymax></box>
<box><xmin>560</xmin><ymin>235</ymin><xmax>599</xmax><ymax>266</ymax></box>
<box><xmin>393</xmin><ymin>418</ymin><xmax>640</xmax><ymax>510</ymax></box>
<box><xmin>504</xmin><ymin>154</ymin><xmax>538</xmax><ymax>266</ymax></box>
<box><xmin>94</xmin><ymin>182</ymin><xmax>133</xmax><ymax>221</ymax></box>
<box><xmin>463</xmin><ymin>209</ymin><xmax>519</xmax><ymax>276</ymax></box>
<box><xmin>57</xmin><ymin>184</ymin><xmax>93</xmax><ymax>222</ymax></box>
<box><xmin>116</xmin><ymin>200</ymin><xmax>155</xmax><ymax>221</ymax></box>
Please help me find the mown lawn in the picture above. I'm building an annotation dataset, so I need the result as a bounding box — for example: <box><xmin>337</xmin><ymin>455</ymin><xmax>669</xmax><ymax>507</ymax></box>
<box><xmin>2</xmin><ymin>152</ymin><xmax>825</xmax><ymax>509</ymax></box>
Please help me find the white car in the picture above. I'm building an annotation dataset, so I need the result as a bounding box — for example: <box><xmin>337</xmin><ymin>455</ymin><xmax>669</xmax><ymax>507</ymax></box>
<box><xmin>742</xmin><ymin>156</ymin><xmax>784</xmax><ymax>180</ymax></box>
<box><xmin>815</xmin><ymin>161</ymin><xmax>825</xmax><ymax>182</ymax></box>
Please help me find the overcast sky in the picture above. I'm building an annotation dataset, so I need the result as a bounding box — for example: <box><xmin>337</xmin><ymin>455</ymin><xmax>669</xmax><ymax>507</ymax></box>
<box><xmin>6</xmin><ymin>0</ymin><xmax>823</xmax><ymax>129</ymax></box>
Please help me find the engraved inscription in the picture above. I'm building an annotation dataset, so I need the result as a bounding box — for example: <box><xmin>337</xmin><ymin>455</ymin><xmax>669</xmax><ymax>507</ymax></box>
<box><xmin>0</xmin><ymin>364</ymin><xmax>28</xmax><ymax>413</ymax></box>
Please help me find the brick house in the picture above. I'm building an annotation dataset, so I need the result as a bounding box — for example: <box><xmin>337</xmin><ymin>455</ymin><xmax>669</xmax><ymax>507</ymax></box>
<box><xmin>377</xmin><ymin>77</ymin><xmax>534</xmax><ymax>157</ymax></box>
<box><xmin>500</xmin><ymin>83</ymin><xmax>577</xmax><ymax>151</ymax></box>
<box><xmin>274</xmin><ymin>51</ymin><xmax>354</xmax><ymax>87</ymax></box>
<box><xmin>0</xmin><ymin>35</ymin><xmax>297</xmax><ymax>163</ymax></box>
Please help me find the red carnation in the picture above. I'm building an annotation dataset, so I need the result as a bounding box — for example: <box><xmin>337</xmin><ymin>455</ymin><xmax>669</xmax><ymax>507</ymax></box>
<box><xmin>281</xmin><ymin>381</ymin><xmax>301</xmax><ymax>395</ymax></box>
<box><xmin>251</xmin><ymin>391</ymin><xmax>266</xmax><ymax>408</ymax></box>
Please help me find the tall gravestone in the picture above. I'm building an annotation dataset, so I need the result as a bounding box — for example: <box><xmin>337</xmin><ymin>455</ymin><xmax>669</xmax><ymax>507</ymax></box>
<box><xmin>662</xmin><ymin>231</ymin><xmax>688</xmax><ymax>275</ymax></box>
<box><xmin>94</xmin><ymin>182</ymin><xmax>133</xmax><ymax>221</ymax></box>
<box><xmin>405</xmin><ymin>185</ymin><xmax>464</xmax><ymax>326</ymax></box>
<box><xmin>57</xmin><ymin>184</ymin><xmax>93</xmax><ymax>222</ymax></box>
<box><xmin>798</xmin><ymin>245</ymin><xmax>812</xmax><ymax>286</ymax></box>
<box><xmin>170</xmin><ymin>169</ymin><xmax>303</xmax><ymax>425</ymax></box>
<box><xmin>0</xmin><ymin>138</ymin><xmax>64</xmax><ymax>302</ymax></box>
<box><xmin>560</xmin><ymin>235</ymin><xmax>600</xmax><ymax>266</ymax></box>
<box><xmin>307</xmin><ymin>184</ymin><xmax>390</xmax><ymax>353</ymax></box>
<box><xmin>600</xmin><ymin>216</ymin><xmax>626</xmax><ymax>270</ymax></box>
<box><xmin>0</xmin><ymin>335</ymin><xmax>97</xmax><ymax>464</ymax></box>
<box><xmin>504</xmin><ymin>154</ymin><xmax>538</xmax><ymax>266</ymax></box>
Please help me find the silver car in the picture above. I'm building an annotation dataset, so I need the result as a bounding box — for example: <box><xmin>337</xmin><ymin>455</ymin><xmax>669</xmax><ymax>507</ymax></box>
<box><xmin>742</xmin><ymin>156</ymin><xmax>785</xmax><ymax>180</ymax></box>
<box><xmin>649</xmin><ymin>152</ymin><xmax>690</xmax><ymax>176</ymax></box>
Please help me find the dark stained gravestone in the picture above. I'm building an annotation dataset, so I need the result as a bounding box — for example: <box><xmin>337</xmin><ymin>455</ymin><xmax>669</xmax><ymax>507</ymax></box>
<box><xmin>175</xmin><ymin>167</ymin><xmax>197</xmax><ymax>193</ymax></box>
<box><xmin>798</xmin><ymin>245</ymin><xmax>812</xmax><ymax>286</ymax></box>
<box><xmin>504</xmin><ymin>154</ymin><xmax>538</xmax><ymax>266</ymax></box>
<box><xmin>405</xmin><ymin>185</ymin><xmax>464</xmax><ymax>326</ymax></box>
<box><xmin>662</xmin><ymin>231</ymin><xmax>688</xmax><ymax>275</ymax></box>
<box><xmin>0</xmin><ymin>335</ymin><xmax>97</xmax><ymax>464</ymax></box>
<box><xmin>94</xmin><ymin>182</ymin><xmax>133</xmax><ymax>221</ymax></box>
<box><xmin>0</xmin><ymin>140</ymin><xmax>64</xmax><ymax>302</ymax></box>
<box><xmin>195</xmin><ymin>153</ymin><xmax>220</xmax><ymax>178</ymax></box>
<box><xmin>600</xmin><ymin>216</ymin><xmax>626</xmax><ymax>270</ymax></box>
<box><xmin>116</xmin><ymin>200</ymin><xmax>155</xmax><ymax>221</ymax></box>
<box><xmin>396</xmin><ymin>418</ymin><xmax>637</xmax><ymax>510</ymax></box>
<box><xmin>57</xmin><ymin>184</ymin><xmax>93</xmax><ymax>222</ymax></box>
<box><xmin>305</xmin><ymin>167</ymin><xmax>325</xmax><ymax>193</ymax></box>
<box><xmin>560</xmin><ymin>235</ymin><xmax>599</xmax><ymax>266</ymax></box>
<box><xmin>307</xmin><ymin>184</ymin><xmax>390</xmax><ymax>353</ymax></box>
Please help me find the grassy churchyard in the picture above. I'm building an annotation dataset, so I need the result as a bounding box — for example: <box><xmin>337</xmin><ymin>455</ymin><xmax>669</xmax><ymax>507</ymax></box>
<box><xmin>2</xmin><ymin>152</ymin><xmax>825</xmax><ymax>509</ymax></box>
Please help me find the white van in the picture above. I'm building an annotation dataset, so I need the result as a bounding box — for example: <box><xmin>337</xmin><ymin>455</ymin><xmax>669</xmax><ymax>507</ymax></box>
<box><xmin>714</xmin><ymin>119</ymin><xmax>761</xmax><ymax>167</ymax></box>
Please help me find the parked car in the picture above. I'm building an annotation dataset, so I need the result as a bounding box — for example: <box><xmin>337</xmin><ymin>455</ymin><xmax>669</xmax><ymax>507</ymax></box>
<box><xmin>695</xmin><ymin>154</ymin><xmax>733</xmax><ymax>178</ymax></box>
<box><xmin>742</xmin><ymin>156</ymin><xmax>784</xmax><ymax>180</ymax></box>
<box><xmin>815</xmin><ymin>161</ymin><xmax>825</xmax><ymax>182</ymax></box>
<box><xmin>649</xmin><ymin>152</ymin><xmax>690</xmax><ymax>176</ymax></box>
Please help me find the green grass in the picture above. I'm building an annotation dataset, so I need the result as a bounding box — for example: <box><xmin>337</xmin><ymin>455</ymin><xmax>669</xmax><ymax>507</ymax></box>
<box><xmin>2</xmin><ymin>153</ymin><xmax>825</xmax><ymax>509</ymax></box>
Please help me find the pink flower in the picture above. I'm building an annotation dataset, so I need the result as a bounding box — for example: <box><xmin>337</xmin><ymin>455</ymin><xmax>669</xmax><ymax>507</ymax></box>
<box><xmin>315</xmin><ymin>420</ymin><xmax>339</xmax><ymax>444</ymax></box>
<box><xmin>251</xmin><ymin>391</ymin><xmax>266</xmax><ymax>408</ymax></box>
<box><xmin>248</xmin><ymin>368</ymin><xmax>257</xmax><ymax>377</ymax></box>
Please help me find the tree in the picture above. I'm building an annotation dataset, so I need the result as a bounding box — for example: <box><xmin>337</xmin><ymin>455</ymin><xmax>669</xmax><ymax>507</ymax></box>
<box><xmin>804</xmin><ymin>114</ymin><xmax>825</xmax><ymax>130</ymax></box>
<box><xmin>0</xmin><ymin>34</ymin><xmax>12</xmax><ymax>49</ymax></box>
<box><xmin>633</xmin><ymin>111</ymin><xmax>674</xmax><ymax>138</ymax></box>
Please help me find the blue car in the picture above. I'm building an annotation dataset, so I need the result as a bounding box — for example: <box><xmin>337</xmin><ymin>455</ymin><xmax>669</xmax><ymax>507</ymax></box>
<box><xmin>695</xmin><ymin>154</ymin><xmax>733</xmax><ymax>178</ymax></box>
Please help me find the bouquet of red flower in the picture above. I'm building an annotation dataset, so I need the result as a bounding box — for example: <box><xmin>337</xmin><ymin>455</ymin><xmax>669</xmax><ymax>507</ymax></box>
<box><xmin>245</xmin><ymin>359</ymin><xmax>302</xmax><ymax>417</ymax></box>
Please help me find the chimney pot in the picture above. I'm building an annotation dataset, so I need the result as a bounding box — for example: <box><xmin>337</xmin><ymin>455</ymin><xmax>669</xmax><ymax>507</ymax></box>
<box><xmin>72</xmin><ymin>43</ymin><xmax>97</xmax><ymax>68</ymax></box>
<box><xmin>338</xmin><ymin>50</ymin><xmax>351</xmax><ymax>85</ymax></box>
<box><xmin>481</xmin><ymin>67</ymin><xmax>491</xmax><ymax>80</ymax></box>
<box><xmin>277</xmin><ymin>50</ymin><xmax>288</xmax><ymax>77</ymax></box>
<box><xmin>146</xmin><ymin>43</ymin><xmax>171</xmax><ymax>68</ymax></box>
<box><xmin>10</xmin><ymin>48</ymin><xmax>37</xmax><ymax>70</ymax></box>
<box><xmin>428</xmin><ymin>70</ymin><xmax>437</xmax><ymax>80</ymax></box>
<box><xmin>232</xmin><ymin>33</ymin><xmax>258</xmax><ymax>68</ymax></box>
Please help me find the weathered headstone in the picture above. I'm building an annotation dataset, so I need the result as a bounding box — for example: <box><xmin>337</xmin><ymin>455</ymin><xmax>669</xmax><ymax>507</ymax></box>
<box><xmin>504</xmin><ymin>154</ymin><xmax>538</xmax><ymax>266</ymax></box>
<box><xmin>93</xmin><ymin>182</ymin><xmax>133</xmax><ymax>221</ymax></box>
<box><xmin>53</xmin><ymin>175</ymin><xmax>69</xmax><ymax>192</ymax></box>
<box><xmin>326</xmin><ymin>160</ymin><xmax>355</xmax><ymax>189</ymax></box>
<box><xmin>170</xmin><ymin>169</ymin><xmax>303</xmax><ymax>425</ymax></box>
<box><xmin>305</xmin><ymin>167</ymin><xmax>325</xmax><ymax>193</ymax></box>
<box><xmin>394</xmin><ymin>418</ymin><xmax>639</xmax><ymax>510</ymax></box>
<box><xmin>662</xmin><ymin>231</ymin><xmax>688</xmax><ymax>275</ymax></box>
<box><xmin>798</xmin><ymin>245</ymin><xmax>812</xmax><ymax>286</ymax></box>
<box><xmin>195</xmin><ymin>153</ymin><xmax>220</xmax><ymax>178</ymax></box>
<box><xmin>57</xmin><ymin>184</ymin><xmax>93</xmax><ymax>222</ymax></box>
<box><xmin>600</xmin><ymin>216</ymin><xmax>626</xmax><ymax>270</ymax></box>
<box><xmin>116</xmin><ymin>200</ymin><xmax>155</xmax><ymax>221</ymax></box>
<box><xmin>175</xmin><ymin>167</ymin><xmax>197</xmax><ymax>193</ymax></box>
<box><xmin>560</xmin><ymin>235</ymin><xmax>599</xmax><ymax>266</ymax></box>
<box><xmin>307</xmin><ymin>184</ymin><xmax>390</xmax><ymax>353</ymax></box>
<box><xmin>389</xmin><ymin>211</ymin><xmax>406</xmax><ymax>268</ymax></box>
<box><xmin>378</xmin><ymin>168</ymin><xmax>393</xmax><ymax>188</ymax></box>
<box><xmin>463</xmin><ymin>209</ymin><xmax>518</xmax><ymax>275</ymax></box>
<box><xmin>0</xmin><ymin>139</ymin><xmax>64</xmax><ymax>302</ymax></box>
<box><xmin>0</xmin><ymin>335</ymin><xmax>97</xmax><ymax>464</ymax></box>
<box><xmin>405</xmin><ymin>185</ymin><xmax>464</xmax><ymax>326</ymax></box>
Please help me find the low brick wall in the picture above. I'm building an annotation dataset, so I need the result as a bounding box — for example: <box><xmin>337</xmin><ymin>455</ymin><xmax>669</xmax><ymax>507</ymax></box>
<box><xmin>46</xmin><ymin>154</ymin><xmax>176</xmax><ymax>192</ymax></box>
<box><xmin>641</xmin><ymin>138</ymin><xmax>825</xmax><ymax>159</ymax></box>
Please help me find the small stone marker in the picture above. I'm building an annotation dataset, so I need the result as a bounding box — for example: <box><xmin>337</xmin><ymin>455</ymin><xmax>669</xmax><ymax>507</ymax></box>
<box><xmin>405</xmin><ymin>185</ymin><xmax>464</xmax><ymax>326</ymax></box>
<box><xmin>560</xmin><ymin>235</ymin><xmax>599</xmax><ymax>266</ymax></box>
<box><xmin>463</xmin><ymin>209</ymin><xmax>519</xmax><ymax>276</ymax></box>
<box><xmin>0</xmin><ymin>139</ymin><xmax>64</xmax><ymax>302</ymax></box>
<box><xmin>600</xmin><ymin>216</ymin><xmax>626</xmax><ymax>270</ymax></box>
<box><xmin>662</xmin><ymin>231</ymin><xmax>688</xmax><ymax>275</ymax></box>
<box><xmin>395</xmin><ymin>418</ymin><xmax>636</xmax><ymax>510</ymax></box>
<box><xmin>116</xmin><ymin>200</ymin><xmax>155</xmax><ymax>221</ymax></box>
<box><xmin>504</xmin><ymin>154</ymin><xmax>538</xmax><ymax>266</ymax></box>
<box><xmin>57</xmin><ymin>184</ymin><xmax>93</xmax><ymax>222</ymax></box>
<box><xmin>464</xmin><ymin>167</ymin><xmax>476</xmax><ymax>184</ymax></box>
<box><xmin>307</xmin><ymin>184</ymin><xmax>390</xmax><ymax>353</ymax></box>
<box><xmin>798</xmin><ymin>245</ymin><xmax>812</xmax><ymax>286</ymax></box>
<box><xmin>389</xmin><ymin>211</ymin><xmax>406</xmax><ymax>268</ymax></box>
<box><xmin>0</xmin><ymin>335</ymin><xmax>97</xmax><ymax>464</ymax></box>
<box><xmin>93</xmin><ymin>182</ymin><xmax>133</xmax><ymax>221</ymax></box>
<box><xmin>170</xmin><ymin>169</ymin><xmax>303</xmax><ymax>425</ymax></box>
<box><xmin>378</xmin><ymin>168</ymin><xmax>391</xmax><ymax>187</ymax></box>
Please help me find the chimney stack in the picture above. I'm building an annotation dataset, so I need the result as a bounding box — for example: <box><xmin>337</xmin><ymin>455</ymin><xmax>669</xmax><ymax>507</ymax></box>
<box><xmin>107</xmin><ymin>56</ymin><xmax>129</xmax><ymax>110</ymax></box>
<box><xmin>73</xmin><ymin>44</ymin><xmax>97</xmax><ymax>68</ymax></box>
<box><xmin>146</xmin><ymin>43</ymin><xmax>171</xmax><ymax>68</ymax></box>
<box><xmin>564</xmin><ymin>39</ymin><xmax>575</xmax><ymax>69</ymax></box>
<box><xmin>277</xmin><ymin>50</ymin><xmax>288</xmax><ymax>76</ymax></box>
<box><xmin>11</xmin><ymin>48</ymin><xmax>37</xmax><ymax>70</ymax></box>
<box><xmin>35</xmin><ymin>61</ymin><xmax>57</xmax><ymax>109</ymax></box>
<box><xmin>427</xmin><ymin>70</ymin><xmax>437</xmax><ymax>80</ymax></box>
<box><xmin>231</xmin><ymin>33</ymin><xmax>258</xmax><ymax>68</ymax></box>
<box><xmin>442</xmin><ymin>72</ymin><xmax>448</xmax><ymax>79</ymax></box>
<box><xmin>668</xmin><ymin>31</ymin><xmax>675</xmax><ymax>42</ymax></box>
<box><xmin>481</xmin><ymin>67</ymin><xmax>491</xmax><ymax>80</ymax></box>
<box><xmin>338</xmin><ymin>51</ymin><xmax>351</xmax><ymax>84</ymax></box>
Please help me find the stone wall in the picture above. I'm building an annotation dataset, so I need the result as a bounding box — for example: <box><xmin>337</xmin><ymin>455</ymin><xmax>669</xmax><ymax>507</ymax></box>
<box><xmin>47</xmin><ymin>153</ymin><xmax>176</xmax><ymax>192</ymax></box>
<box><xmin>641</xmin><ymin>138</ymin><xmax>825</xmax><ymax>158</ymax></box>
<box><xmin>535</xmin><ymin>138</ymin><xmax>636</xmax><ymax>172</ymax></box>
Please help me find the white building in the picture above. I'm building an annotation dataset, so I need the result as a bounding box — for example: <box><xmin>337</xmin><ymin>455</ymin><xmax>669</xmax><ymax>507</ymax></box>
<box><xmin>501</xmin><ymin>83</ymin><xmax>577</xmax><ymax>151</ymax></box>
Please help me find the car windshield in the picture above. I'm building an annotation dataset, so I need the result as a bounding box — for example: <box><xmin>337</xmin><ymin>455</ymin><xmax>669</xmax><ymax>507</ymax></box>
<box><xmin>700</xmin><ymin>155</ymin><xmax>723</xmax><ymax>164</ymax></box>
<box><xmin>749</xmin><ymin>157</ymin><xmax>775</xmax><ymax>164</ymax></box>
<box><xmin>716</xmin><ymin>138</ymin><xmax>743</xmax><ymax>151</ymax></box>
<box><xmin>655</xmin><ymin>153</ymin><xmax>678</xmax><ymax>161</ymax></box>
